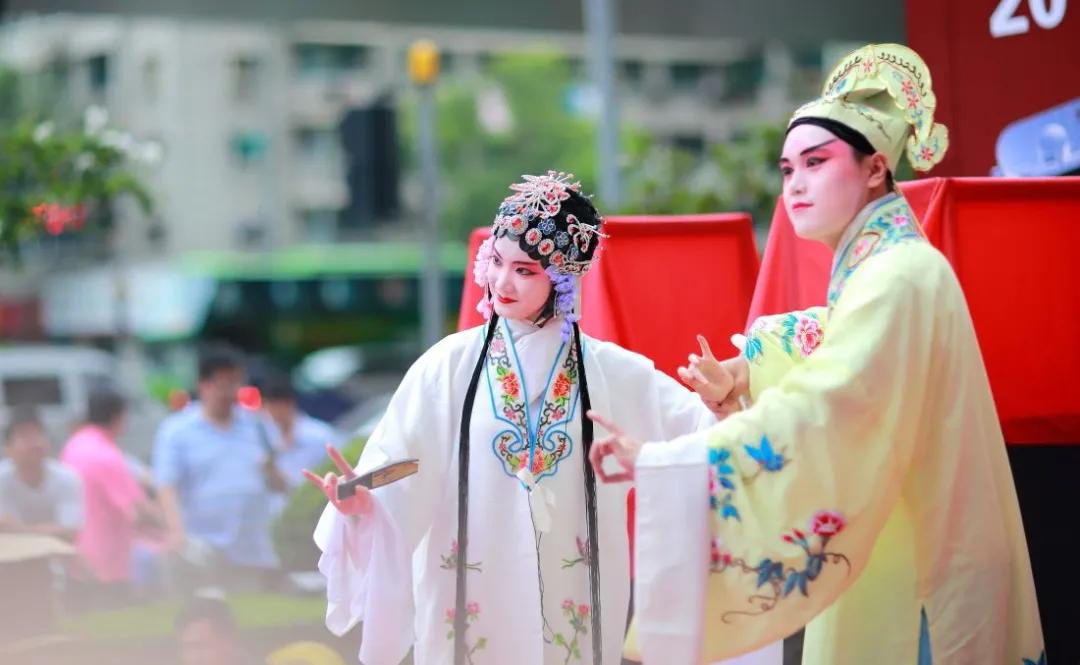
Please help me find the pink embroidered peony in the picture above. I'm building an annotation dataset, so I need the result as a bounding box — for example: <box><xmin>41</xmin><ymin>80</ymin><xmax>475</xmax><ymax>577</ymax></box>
<box><xmin>794</xmin><ymin>317</ymin><xmax>823</xmax><ymax>356</ymax></box>
<box><xmin>501</xmin><ymin>373</ymin><xmax>521</xmax><ymax>398</ymax></box>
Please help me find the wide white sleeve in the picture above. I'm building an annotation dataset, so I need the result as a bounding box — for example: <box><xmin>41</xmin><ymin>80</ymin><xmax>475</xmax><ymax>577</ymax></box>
<box><xmin>651</xmin><ymin>365</ymin><xmax>719</xmax><ymax>437</ymax></box>
<box><xmin>312</xmin><ymin>337</ymin><xmax>464</xmax><ymax>665</ymax></box>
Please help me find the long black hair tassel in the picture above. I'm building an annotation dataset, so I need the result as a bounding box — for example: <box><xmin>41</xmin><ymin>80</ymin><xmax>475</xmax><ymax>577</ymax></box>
<box><xmin>454</xmin><ymin>315</ymin><xmax>500</xmax><ymax>664</ymax></box>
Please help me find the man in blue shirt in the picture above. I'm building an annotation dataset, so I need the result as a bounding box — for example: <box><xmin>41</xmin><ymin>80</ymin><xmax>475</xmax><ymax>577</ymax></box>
<box><xmin>261</xmin><ymin>374</ymin><xmax>341</xmax><ymax>494</ymax></box>
<box><xmin>154</xmin><ymin>346</ymin><xmax>285</xmax><ymax>580</ymax></box>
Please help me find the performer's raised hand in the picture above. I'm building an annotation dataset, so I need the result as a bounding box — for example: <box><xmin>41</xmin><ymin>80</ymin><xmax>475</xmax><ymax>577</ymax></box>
<box><xmin>677</xmin><ymin>334</ymin><xmax>750</xmax><ymax>419</ymax></box>
<box><xmin>587</xmin><ymin>410</ymin><xmax>643</xmax><ymax>483</ymax></box>
<box><xmin>302</xmin><ymin>445</ymin><xmax>374</xmax><ymax>518</ymax></box>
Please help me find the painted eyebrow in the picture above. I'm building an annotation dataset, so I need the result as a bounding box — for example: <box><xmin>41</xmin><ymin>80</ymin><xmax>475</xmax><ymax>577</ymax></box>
<box><xmin>492</xmin><ymin>247</ymin><xmax>541</xmax><ymax>267</ymax></box>
<box><xmin>779</xmin><ymin>139</ymin><xmax>839</xmax><ymax>163</ymax></box>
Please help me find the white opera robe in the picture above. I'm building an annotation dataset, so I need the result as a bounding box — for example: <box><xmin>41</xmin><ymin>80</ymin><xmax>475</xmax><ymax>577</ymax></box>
<box><xmin>314</xmin><ymin>317</ymin><xmax>782</xmax><ymax>665</ymax></box>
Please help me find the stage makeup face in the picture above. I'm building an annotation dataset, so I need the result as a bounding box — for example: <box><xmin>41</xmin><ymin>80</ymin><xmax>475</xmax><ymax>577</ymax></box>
<box><xmin>781</xmin><ymin>123</ymin><xmax>883</xmax><ymax>248</ymax></box>
<box><xmin>487</xmin><ymin>235</ymin><xmax>554</xmax><ymax>321</ymax></box>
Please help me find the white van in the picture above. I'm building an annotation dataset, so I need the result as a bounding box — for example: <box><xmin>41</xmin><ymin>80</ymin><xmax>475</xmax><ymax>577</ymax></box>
<box><xmin>0</xmin><ymin>345</ymin><xmax>166</xmax><ymax>462</ymax></box>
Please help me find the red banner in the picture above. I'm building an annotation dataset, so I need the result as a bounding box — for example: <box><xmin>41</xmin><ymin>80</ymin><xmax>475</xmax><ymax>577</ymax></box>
<box><xmin>907</xmin><ymin>0</ymin><xmax>1080</xmax><ymax>176</ymax></box>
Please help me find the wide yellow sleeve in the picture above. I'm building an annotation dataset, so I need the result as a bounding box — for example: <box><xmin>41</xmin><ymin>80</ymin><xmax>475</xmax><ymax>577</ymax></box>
<box><xmin>697</xmin><ymin>250</ymin><xmax>935</xmax><ymax>657</ymax></box>
<box><xmin>742</xmin><ymin>307</ymin><xmax>828</xmax><ymax>399</ymax></box>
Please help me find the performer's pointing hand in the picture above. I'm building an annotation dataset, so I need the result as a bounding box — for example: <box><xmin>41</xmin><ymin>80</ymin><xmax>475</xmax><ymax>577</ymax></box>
<box><xmin>303</xmin><ymin>444</ymin><xmax>374</xmax><ymax>517</ymax></box>
<box><xmin>677</xmin><ymin>333</ymin><xmax>749</xmax><ymax>419</ymax></box>
<box><xmin>587</xmin><ymin>411</ymin><xmax>643</xmax><ymax>483</ymax></box>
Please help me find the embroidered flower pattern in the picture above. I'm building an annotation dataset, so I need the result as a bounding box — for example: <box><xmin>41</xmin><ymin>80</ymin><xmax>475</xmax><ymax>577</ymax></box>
<box><xmin>561</xmin><ymin>535</ymin><xmax>592</xmax><ymax>569</ymax></box>
<box><xmin>553</xmin><ymin>600</ymin><xmax>591</xmax><ymax>663</ymax></box>
<box><xmin>744</xmin><ymin>436</ymin><xmax>788</xmax><ymax>473</ymax></box>
<box><xmin>488</xmin><ymin>323</ymin><xmax>577</xmax><ymax>480</ymax></box>
<box><xmin>747</xmin><ymin>310</ymin><xmax>826</xmax><ymax>363</ymax></box>
<box><xmin>709</xmin><ymin>447</ymin><xmax>741</xmax><ymax>521</ymax></box>
<box><xmin>444</xmin><ymin>601</ymin><xmax>487</xmax><ymax>664</ymax></box>
<box><xmin>553</xmin><ymin>373</ymin><xmax>572</xmax><ymax>399</ymax></box>
<box><xmin>439</xmin><ymin>539</ymin><xmax>483</xmax><ymax>573</ymax></box>
<box><xmin>827</xmin><ymin>197</ymin><xmax>924</xmax><ymax>309</ymax></box>
<box><xmin>500</xmin><ymin>372</ymin><xmax>521</xmax><ymax>399</ymax></box>
<box><xmin>709</xmin><ymin>435</ymin><xmax>788</xmax><ymax>522</ymax></box>
<box><xmin>900</xmin><ymin>78</ymin><xmax>920</xmax><ymax>109</ymax></box>
<box><xmin>793</xmin><ymin>317</ymin><xmax>824</xmax><ymax>357</ymax></box>
<box><xmin>712</xmin><ymin>510</ymin><xmax>852</xmax><ymax>623</ymax></box>
<box><xmin>849</xmin><ymin>232</ymin><xmax>881</xmax><ymax>267</ymax></box>
<box><xmin>1023</xmin><ymin>650</ymin><xmax>1047</xmax><ymax>665</ymax></box>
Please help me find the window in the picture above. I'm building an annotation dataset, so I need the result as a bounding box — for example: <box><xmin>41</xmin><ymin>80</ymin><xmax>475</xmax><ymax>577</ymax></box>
<box><xmin>724</xmin><ymin>55</ymin><xmax>765</xmax><ymax>101</ymax></box>
<box><xmin>670</xmin><ymin>62</ymin><xmax>704</xmax><ymax>91</ymax></box>
<box><xmin>620</xmin><ymin>60</ymin><xmax>644</xmax><ymax>87</ymax></box>
<box><xmin>230</xmin><ymin>131</ymin><xmax>269</xmax><ymax>167</ymax></box>
<box><xmin>3</xmin><ymin>377</ymin><xmax>63</xmax><ymax>407</ymax></box>
<box><xmin>87</xmin><ymin>54</ymin><xmax>110</xmax><ymax>93</ymax></box>
<box><xmin>295</xmin><ymin>128</ymin><xmax>341</xmax><ymax>166</ymax></box>
<box><xmin>294</xmin><ymin>44</ymin><xmax>369</xmax><ymax>81</ymax></box>
<box><xmin>232</xmin><ymin>55</ymin><xmax>261</xmax><ymax>103</ymax></box>
<box><xmin>673</xmin><ymin>134</ymin><xmax>706</xmax><ymax>157</ymax></box>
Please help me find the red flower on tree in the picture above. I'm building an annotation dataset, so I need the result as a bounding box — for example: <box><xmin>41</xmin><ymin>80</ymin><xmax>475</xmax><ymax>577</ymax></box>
<box><xmin>31</xmin><ymin>202</ymin><xmax>86</xmax><ymax>236</ymax></box>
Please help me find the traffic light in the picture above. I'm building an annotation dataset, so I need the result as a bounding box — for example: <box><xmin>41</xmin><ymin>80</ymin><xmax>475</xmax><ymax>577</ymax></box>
<box><xmin>338</xmin><ymin>102</ymin><xmax>400</xmax><ymax>228</ymax></box>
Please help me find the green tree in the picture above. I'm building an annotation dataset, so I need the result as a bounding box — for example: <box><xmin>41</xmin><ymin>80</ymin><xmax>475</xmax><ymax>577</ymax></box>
<box><xmin>619</xmin><ymin>124</ymin><xmax>785</xmax><ymax>230</ymax></box>
<box><xmin>0</xmin><ymin>68</ymin><xmax>154</xmax><ymax>264</ymax></box>
<box><xmin>401</xmin><ymin>52</ymin><xmax>647</xmax><ymax>241</ymax></box>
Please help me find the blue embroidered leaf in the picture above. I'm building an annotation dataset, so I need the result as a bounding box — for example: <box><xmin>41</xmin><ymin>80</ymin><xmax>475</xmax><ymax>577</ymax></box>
<box><xmin>722</xmin><ymin>503</ymin><xmax>740</xmax><ymax>521</ymax></box>
<box><xmin>717</xmin><ymin>464</ymin><xmax>735</xmax><ymax>475</ymax></box>
<box><xmin>783</xmin><ymin>573</ymin><xmax>799</xmax><ymax>597</ymax></box>
<box><xmin>719</xmin><ymin>477</ymin><xmax>736</xmax><ymax>490</ymax></box>
<box><xmin>798</xmin><ymin>572</ymin><xmax>809</xmax><ymax>596</ymax></box>
<box><xmin>770</xmin><ymin>562</ymin><xmax>785</xmax><ymax>581</ymax></box>
<box><xmin>756</xmin><ymin>559</ymin><xmax>774</xmax><ymax>588</ymax></box>
<box><xmin>710</xmin><ymin>448</ymin><xmax>731</xmax><ymax>463</ymax></box>
<box><xmin>744</xmin><ymin>336</ymin><xmax>763</xmax><ymax>361</ymax></box>
<box><xmin>806</xmin><ymin>554</ymin><xmax>823</xmax><ymax>581</ymax></box>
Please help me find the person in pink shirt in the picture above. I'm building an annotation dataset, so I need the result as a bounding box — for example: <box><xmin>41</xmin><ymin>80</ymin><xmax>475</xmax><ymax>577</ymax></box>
<box><xmin>61</xmin><ymin>388</ymin><xmax>159</xmax><ymax>599</ymax></box>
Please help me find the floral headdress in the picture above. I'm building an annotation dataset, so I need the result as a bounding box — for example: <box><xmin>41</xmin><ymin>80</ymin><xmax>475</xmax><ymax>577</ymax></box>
<box><xmin>473</xmin><ymin>171</ymin><xmax>607</xmax><ymax>340</ymax></box>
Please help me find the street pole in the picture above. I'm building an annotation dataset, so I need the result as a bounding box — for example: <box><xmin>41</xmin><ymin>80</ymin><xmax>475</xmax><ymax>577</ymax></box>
<box><xmin>584</xmin><ymin>0</ymin><xmax>621</xmax><ymax>207</ymax></box>
<box><xmin>409</xmin><ymin>40</ymin><xmax>443</xmax><ymax>349</ymax></box>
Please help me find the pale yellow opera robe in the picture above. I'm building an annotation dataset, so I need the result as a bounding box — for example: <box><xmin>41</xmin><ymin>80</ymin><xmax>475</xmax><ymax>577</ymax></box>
<box><xmin>631</xmin><ymin>193</ymin><xmax>1045</xmax><ymax>665</ymax></box>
